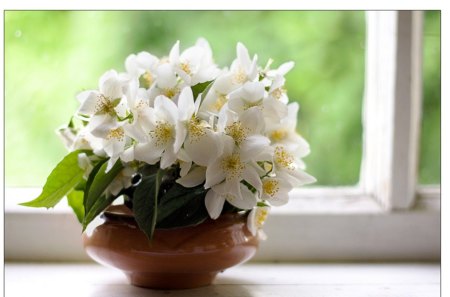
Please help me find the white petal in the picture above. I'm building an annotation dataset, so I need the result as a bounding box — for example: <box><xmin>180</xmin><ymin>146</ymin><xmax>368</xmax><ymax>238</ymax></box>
<box><xmin>205</xmin><ymin>189</ymin><xmax>225</xmax><ymax>219</ymax></box>
<box><xmin>160</xmin><ymin>146</ymin><xmax>177</xmax><ymax>169</ymax></box>
<box><xmin>173</xmin><ymin>123</ymin><xmax>187</xmax><ymax>153</ymax></box>
<box><xmin>204</xmin><ymin>159</ymin><xmax>226</xmax><ymax>188</ymax></box>
<box><xmin>240</xmin><ymin>106</ymin><xmax>265</xmax><ymax>133</ymax></box>
<box><xmin>156</xmin><ymin>64</ymin><xmax>177</xmax><ymax>89</ymax></box>
<box><xmin>237</xmin><ymin>42</ymin><xmax>251</xmax><ymax>70</ymax></box>
<box><xmin>99</xmin><ymin>70</ymin><xmax>124</xmax><ymax>99</ymax></box>
<box><xmin>105</xmin><ymin>156</ymin><xmax>119</xmax><ymax>173</ymax></box>
<box><xmin>169</xmin><ymin>40</ymin><xmax>180</xmax><ymax>64</ymax></box>
<box><xmin>134</xmin><ymin>142</ymin><xmax>163</xmax><ymax>164</ymax></box>
<box><xmin>177</xmin><ymin>87</ymin><xmax>195</xmax><ymax>121</ymax></box>
<box><xmin>179</xmin><ymin>160</ymin><xmax>192</xmax><ymax>177</ymax></box>
<box><xmin>247</xmin><ymin>208</ymin><xmax>257</xmax><ymax>235</ymax></box>
<box><xmin>278</xmin><ymin>169</ymin><xmax>316</xmax><ymax>187</ymax></box>
<box><xmin>184</xmin><ymin>130</ymin><xmax>223</xmax><ymax>167</ymax></box>
<box><xmin>77</xmin><ymin>91</ymin><xmax>100</xmax><ymax>116</ymax></box>
<box><xmin>88</xmin><ymin>115</ymin><xmax>117</xmax><ymax>138</ymax></box>
<box><xmin>123</xmin><ymin>123</ymin><xmax>148</xmax><ymax>143</ymax></box>
<box><xmin>226</xmin><ymin>184</ymin><xmax>257</xmax><ymax>210</ymax></box>
<box><xmin>154</xmin><ymin>95</ymin><xmax>178</xmax><ymax>124</ymax></box>
<box><xmin>176</xmin><ymin>166</ymin><xmax>206</xmax><ymax>187</ymax></box>
<box><xmin>242</xmin><ymin>166</ymin><xmax>262</xmax><ymax>193</ymax></box>
<box><xmin>120</xmin><ymin>146</ymin><xmax>135</xmax><ymax>163</ymax></box>
<box><xmin>240</xmin><ymin>135</ymin><xmax>270</xmax><ymax>162</ymax></box>
<box><xmin>104</xmin><ymin>137</ymin><xmax>125</xmax><ymax>158</ymax></box>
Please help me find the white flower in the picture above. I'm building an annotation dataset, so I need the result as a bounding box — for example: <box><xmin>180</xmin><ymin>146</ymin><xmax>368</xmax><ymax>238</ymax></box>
<box><xmin>176</xmin><ymin>86</ymin><xmax>224</xmax><ymax>167</ymax></box>
<box><xmin>261</xmin><ymin>177</ymin><xmax>292</xmax><ymax>206</ymax></box>
<box><xmin>271</xmin><ymin>145</ymin><xmax>316</xmax><ymax>187</ymax></box>
<box><xmin>197</xmin><ymin>73</ymin><xmax>234</xmax><ymax>118</ymax></box>
<box><xmin>88</xmin><ymin>120</ymin><xmax>130</xmax><ymax>171</ymax></box>
<box><xmin>205</xmin><ymin>184</ymin><xmax>257</xmax><ymax>219</ymax></box>
<box><xmin>228</xmin><ymin>81</ymin><xmax>266</xmax><ymax>115</ymax></box>
<box><xmin>227</xmin><ymin>81</ymin><xmax>288</xmax><ymax>127</ymax></box>
<box><xmin>266</xmin><ymin>102</ymin><xmax>310</xmax><ymax>156</ymax></box>
<box><xmin>169</xmin><ymin>39</ymin><xmax>220</xmax><ymax>86</ymax></box>
<box><xmin>122</xmin><ymin>80</ymin><xmax>152</xmax><ymax>143</ymax></box>
<box><xmin>247</xmin><ymin>206</ymin><xmax>270</xmax><ymax>236</ymax></box>
<box><xmin>217</xmin><ymin>106</ymin><xmax>270</xmax><ymax>161</ymax></box>
<box><xmin>77</xmin><ymin>70</ymin><xmax>129</xmax><ymax>119</ymax></box>
<box><xmin>148</xmin><ymin>63</ymin><xmax>181</xmax><ymax>103</ymax></box>
<box><xmin>203</xmin><ymin>135</ymin><xmax>264</xmax><ymax>218</ymax></box>
<box><xmin>229</xmin><ymin>42</ymin><xmax>258</xmax><ymax>86</ymax></box>
<box><xmin>133</xmin><ymin>95</ymin><xmax>182</xmax><ymax>169</ymax></box>
<box><xmin>125</xmin><ymin>51</ymin><xmax>159</xmax><ymax>89</ymax></box>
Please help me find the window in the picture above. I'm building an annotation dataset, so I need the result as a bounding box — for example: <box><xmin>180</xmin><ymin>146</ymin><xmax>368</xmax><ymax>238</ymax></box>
<box><xmin>5</xmin><ymin>11</ymin><xmax>440</xmax><ymax>261</ymax></box>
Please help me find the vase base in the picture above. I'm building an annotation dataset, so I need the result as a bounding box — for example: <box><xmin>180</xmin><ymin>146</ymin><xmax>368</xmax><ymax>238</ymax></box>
<box><xmin>125</xmin><ymin>271</ymin><xmax>219</xmax><ymax>290</ymax></box>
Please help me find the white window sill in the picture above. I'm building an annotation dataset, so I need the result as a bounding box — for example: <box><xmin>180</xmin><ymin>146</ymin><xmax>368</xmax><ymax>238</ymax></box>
<box><xmin>5</xmin><ymin>262</ymin><xmax>440</xmax><ymax>297</ymax></box>
<box><xmin>5</xmin><ymin>186</ymin><xmax>440</xmax><ymax>261</ymax></box>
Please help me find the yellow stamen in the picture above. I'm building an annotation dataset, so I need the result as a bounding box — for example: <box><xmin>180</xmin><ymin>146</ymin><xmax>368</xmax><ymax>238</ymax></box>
<box><xmin>188</xmin><ymin>116</ymin><xmax>206</xmax><ymax>141</ymax></box>
<box><xmin>225</xmin><ymin>121</ymin><xmax>250</xmax><ymax>145</ymax></box>
<box><xmin>150</xmin><ymin>121</ymin><xmax>174</xmax><ymax>147</ymax></box>
<box><xmin>274</xmin><ymin>146</ymin><xmax>295</xmax><ymax>170</ymax></box>
<box><xmin>233</xmin><ymin>67</ymin><xmax>247</xmax><ymax>84</ymax></box>
<box><xmin>271</xmin><ymin>87</ymin><xmax>286</xmax><ymax>100</ymax></box>
<box><xmin>269</xmin><ymin>129</ymin><xmax>287</xmax><ymax>142</ymax></box>
<box><xmin>106</xmin><ymin>127</ymin><xmax>124</xmax><ymax>141</ymax></box>
<box><xmin>221</xmin><ymin>153</ymin><xmax>245</xmax><ymax>180</ymax></box>
<box><xmin>256</xmin><ymin>208</ymin><xmax>269</xmax><ymax>227</ymax></box>
<box><xmin>212</xmin><ymin>93</ymin><xmax>228</xmax><ymax>112</ymax></box>
<box><xmin>94</xmin><ymin>94</ymin><xmax>115</xmax><ymax>115</ymax></box>
<box><xmin>163</xmin><ymin>87</ymin><xmax>178</xmax><ymax>99</ymax></box>
<box><xmin>180</xmin><ymin>62</ymin><xmax>191</xmax><ymax>75</ymax></box>
<box><xmin>262</xmin><ymin>179</ymin><xmax>280</xmax><ymax>197</ymax></box>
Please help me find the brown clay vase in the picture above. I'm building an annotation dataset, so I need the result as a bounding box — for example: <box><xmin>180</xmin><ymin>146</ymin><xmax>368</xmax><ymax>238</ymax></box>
<box><xmin>82</xmin><ymin>205</ymin><xmax>259</xmax><ymax>289</ymax></box>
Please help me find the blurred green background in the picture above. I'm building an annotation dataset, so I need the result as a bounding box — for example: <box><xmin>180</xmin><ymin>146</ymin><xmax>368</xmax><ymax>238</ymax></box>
<box><xmin>5</xmin><ymin>11</ymin><xmax>440</xmax><ymax>187</ymax></box>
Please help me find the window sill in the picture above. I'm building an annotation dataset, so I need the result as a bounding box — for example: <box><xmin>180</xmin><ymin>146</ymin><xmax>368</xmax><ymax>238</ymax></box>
<box><xmin>5</xmin><ymin>262</ymin><xmax>440</xmax><ymax>297</ymax></box>
<box><xmin>5</xmin><ymin>187</ymin><xmax>440</xmax><ymax>261</ymax></box>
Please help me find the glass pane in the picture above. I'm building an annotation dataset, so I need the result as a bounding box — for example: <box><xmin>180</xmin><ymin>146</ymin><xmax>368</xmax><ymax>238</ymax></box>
<box><xmin>5</xmin><ymin>11</ymin><xmax>365</xmax><ymax>187</ymax></box>
<box><xmin>419</xmin><ymin>11</ymin><xmax>441</xmax><ymax>184</ymax></box>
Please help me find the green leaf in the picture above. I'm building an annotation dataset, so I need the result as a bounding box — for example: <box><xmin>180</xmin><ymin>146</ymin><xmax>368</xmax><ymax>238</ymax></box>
<box><xmin>133</xmin><ymin>169</ymin><xmax>164</xmax><ymax>241</ymax></box>
<box><xmin>156</xmin><ymin>183</ymin><xmax>206</xmax><ymax>223</ymax></box>
<box><xmin>20</xmin><ymin>150</ymin><xmax>86</xmax><ymax>208</ymax></box>
<box><xmin>67</xmin><ymin>190</ymin><xmax>85</xmax><ymax>223</ymax></box>
<box><xmin>82</xmin><ymin>193</ymin><xmax>118</xmax><ymax>231</ymax></box>
<box><xmin>157</xmin><ymin>189</ymin><xmax>209</xmax><ymax>229</ymax></box>
<box><xmin>84</xmin><ymin>159</ymin><xmax>123</xmax><ymax>212</ymax></box>
<box><xmin>191</xmin><ymin>80</ymin><xmax>213</xmax><ymax>99</ymax></box>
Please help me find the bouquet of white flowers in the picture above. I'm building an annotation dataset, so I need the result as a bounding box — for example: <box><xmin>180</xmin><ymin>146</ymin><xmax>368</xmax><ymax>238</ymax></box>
<box><xmin>22</xmin><ymin>38</ymin><xmax>315</xmax><ymax>240</ymax></box>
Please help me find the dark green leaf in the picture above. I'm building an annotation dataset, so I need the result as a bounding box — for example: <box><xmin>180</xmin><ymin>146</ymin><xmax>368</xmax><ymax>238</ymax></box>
<box><xmin>157</xmin><ymin>191</ymin><xmax>209</xmax><ymax>229</ymax></box>
<box><xmin>67</xmin><ymin>190</ymin><xmax>85</xmax><ymax>223</ymax></box>
<box><xmin>84</xmin><ymin>159</ymin><xmax>123</xmax><ymax>212</ymax></box>
<box><xmin>132</xmin><ymin>169</ymin><xmax>164</xmax><ymax>241</ymax></box>
<box><xmin>156</xmin><ymin>183</ymin><xmax>206</xmax><ymax>223</ymax></box>
<box><xmin>82</xmin><ymin>194</ymin><xmax>117</xmax><ymax>230</ymax></box>
<box><xmin>20</xmin><ymin>150</ymin><xmax>86</xmax><ymax>208</ymax></box>
<box><xmin>191</xmin><ymin>80</ymin><xmax>213</xmax><ymax>99</ymax></box>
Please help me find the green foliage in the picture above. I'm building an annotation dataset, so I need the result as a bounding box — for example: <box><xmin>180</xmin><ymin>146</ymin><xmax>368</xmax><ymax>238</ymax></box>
<box><xmin>84</xmin><ymin>159</ymin><xmax>123</xmax><ymax>212</ymax></box>
<box><xmin>82</xmin><ymin>159</ymin><xmax>124</xmax><ymax>230</ymax></box>
<box><xmin>20</xmin><ymin>150</ymin><xmax>85</xmax><ymax>208</ymax></box>
<box><xmin>132</xmin><ymin>168</ymin><xmax>209</xmax><ymax>240</ymax></box>
<box><xmin>156</xmin><ymin>183</ymin><xmax>208</xmax><ymax>227</ymax></box>
<box><xmin>67</xmin><ymin>190</ymin><xmax>84</xmax><ymax>223</ymax></box>
<box><xmin>191</xmin><ymin>80</ymin><xmax>213</xmax><ymax>99</ymax></box>
<box><xmin>133</xmin><ymin>169</ymin><xmax>164</xmax><ymax>241</ymax></box>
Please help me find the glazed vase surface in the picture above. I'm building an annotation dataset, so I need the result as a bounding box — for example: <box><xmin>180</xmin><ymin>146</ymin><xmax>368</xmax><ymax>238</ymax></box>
<box><xmin>83</xmin><ymin>205</ymin><xmax>259</xmax><ymax>289</ymax></box>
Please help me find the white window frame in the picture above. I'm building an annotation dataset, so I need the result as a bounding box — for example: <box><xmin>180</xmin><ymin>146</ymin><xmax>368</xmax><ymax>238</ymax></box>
<box><xmin>5</xmin><ymin>11</ymin><xmax>440</xmax><ymax>262</ymax></box>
